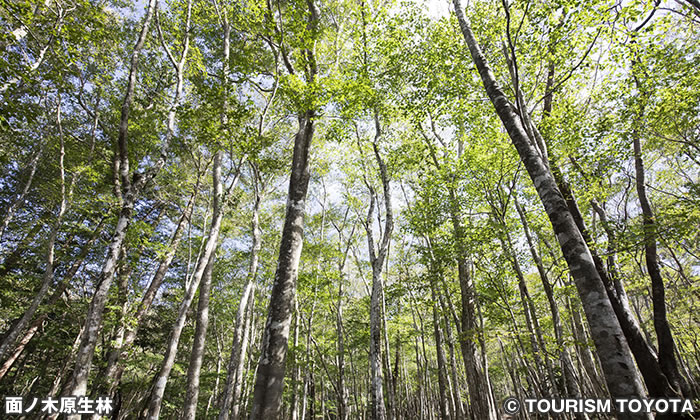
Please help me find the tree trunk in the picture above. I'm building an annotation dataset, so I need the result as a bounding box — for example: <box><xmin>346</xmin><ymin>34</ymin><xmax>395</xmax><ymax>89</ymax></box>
<box><xmin>181</xmin><ymin>251</ymin><xmax>216</xmax><ymax>419</ymax></box>
<box><xmin>451</xmin><ymin>1</ymin><xmax>648</xmax><ymax>414</ymax></box>
<box><xmin>334</xmin><ymin>221</ymin><xmax>352</xmax><ymax>420</ymax></box>
<box><xmin>0</xmin><ymin>141</ymin><xmax>44</xmax><ymax>242</ymax></box>
<box><xmin>431</xmin><ymin>284</ymin><xmax>450</xmax><ymax>420</ymax></box>
<box><xmin>369</xmin><ymin>251</ymin><xmax>387</xmax><ymax>420</ymax></box>
<box><xmin>450</xmin><ymin>211</ymin><xmax>497</xmax><ymax>419</ymax></box>
<box><xmin>65</xmin><ymin>0</ymin><xmax>159</xmax><ymax>404</ymax></box>
<box><xmin>0</xmin><ymin>101</ymin><xmax>68</xmax><ymax>364</ymax></box>
<box><xmin>496</xmin><ymin>220</ymin><xmax>558</xmax><ymax>399</ymax></box>
<box><xmin>513</xmin><ymin>196</ymin><xmax>585</xmax><ymax>402</ymax></box>
<box><xmin>207</xmin><ymin>333</ymin><xmax>224</xmax><ymax>418</ymax></box>
<box><xmin>246</xmin><ymin>2</ymin><xmax>321</xmax><ymax>412</ymax></box>
<box><xmin>290</xmin><ymin>300</ymin><xmax>301</xmax><ymax>420</ymax></box>
<box><xmin>248</xmin><ymin>108</ymin><xmax>315</xmax><ymax>419</ymax></box>
<box><xmin>242</xmin><ymin>291</ymin><xmax>258</xmax><ymax>416</ymax></box>
<box><xmin>102</xmin><ymin>184</ymin><xmax>197</xmax><ymax>397</ymax></box>
<box><xmin>143</xmin><ymin>150</ymin><xmax>225</xmax><ymax>420</ymax></box>
<box><xmin>362</xmin><ymin>121</ymin><xmax>394</xmax><ymax>420</ymax></box>
<box><xmin>633</xmin><ymin>130</ymin><xmax>688</xmax><ymax>397</ymax></box>
<box><xmin>381</xmin><ymin>270</ymin><xmax>395</xmax><ymax>420</ymax></box>
<box><xmin>220</xmin><ymin>183</ymin><xmax>262</xmax><ymax>420</ymax></box>
<box><xmin>441</xmin><ymin>297</ymin><xmax>465</xmax><ymax>420</ymax></box>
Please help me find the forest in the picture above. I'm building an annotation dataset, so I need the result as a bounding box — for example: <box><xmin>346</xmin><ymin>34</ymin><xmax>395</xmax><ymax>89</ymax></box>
<box><xmin>0</xmin><ymin>0</ymin><xmax>699</xmax><ymax>418</ymax></box>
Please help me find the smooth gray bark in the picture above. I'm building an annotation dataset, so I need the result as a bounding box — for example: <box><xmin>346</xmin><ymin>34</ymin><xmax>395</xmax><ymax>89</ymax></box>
<box><xmin>65</xmin><ymin>0</ymin><xmax>162</xmax><ymax>405</ymax></box>
<box><xmin>219</xmin><ymin>180</ymin><xmax>261</xmax><ymax>420</ymax></box>
<box><xmin>143</xmin><ymin>151</ymin><xmax>226</xmax><ymax>420</ymax></box>
<box><xmin>362</xmin><ymin>118</ymin><xmax>393</xmax><ymax>420</ymax></box>
<box><xmin>181</xmin><ymin>251</ymin><xmax>216</xmax><ymax>419</ymax></box>
<box><xmin>247</xmin><ymin>0</ymin><xmax>319</xmax><ymax>415</ymax></box>
<box><xmin>0</xmin><ymin>106</ymin><xmax>67</xmax><ymax>363</ymax></box>
<box><xmin>451</xmin><ymin>2</ymin><xmax>648</xmax><ymax>415</ymax></box>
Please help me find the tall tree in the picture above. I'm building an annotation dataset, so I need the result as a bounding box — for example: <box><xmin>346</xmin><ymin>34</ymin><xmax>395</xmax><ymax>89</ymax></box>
<box><xmin>65</xmin><ymin>0</ymin><xmax>166</xmax><ymax>402</ymax></box>
<box><xmin>451</xmin><ymin>1</ymin><xmax>649</xmax><ymax>416</ymax></box>
<box><xmin>360</xmin><ymin>115</ymin><xmax>394</xmax><ymax>420</ymax></box>
<box><xmin>248</xmin><ymin>0</ymin><xmax>320</xmax><ymax>416</ymax></box>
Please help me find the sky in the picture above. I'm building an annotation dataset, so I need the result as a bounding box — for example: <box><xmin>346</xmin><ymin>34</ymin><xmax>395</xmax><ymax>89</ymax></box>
<box><xmin>420</xmin><ymin>0</ymin><xmax>452</xmax><ymax>18</ymax></box>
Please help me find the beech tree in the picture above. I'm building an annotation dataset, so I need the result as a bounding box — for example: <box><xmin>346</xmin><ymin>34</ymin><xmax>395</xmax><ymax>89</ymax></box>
<box><xmin>0</xmin><ymin>0</ymin><xmax>698</xmax><ymax>419</ymax></box>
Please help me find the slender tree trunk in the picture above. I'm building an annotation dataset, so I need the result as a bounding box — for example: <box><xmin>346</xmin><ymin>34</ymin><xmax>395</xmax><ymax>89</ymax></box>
<box><xmin>231</xmin><ymin>287</ymin><xmax>255</xmax><ymax>420</ymax></box>
<box><xmin>431</xmin><ymin>284</ymin><xmax>450</xmax><ymax>420</ymax></box>
<box><xmin>633</xmin><ymin>123</ymin><xmax>688</xmax><ymax>398</ymax></box>
<box><xmin>334</xmin><ymin>226</ymin><xmax>352</xmax><ymax>420</ymax></box>
<box><xmin>514</xmin><ymin>196</ymin><xmax>585</xmax><ymax>402</ymax></box>
<box><xmin>308</xmin><ymin>368</ymin><xmax>316</xmax><ymax>420</ymax></box>
<box><xmin>369</xmin><ymin>252</ymin><xmax>387</xmax><ymax>420</ymax></box>
<box><xmin>102</xmin><ymin>184</ymin><xmax>197</xmax><ymax>397</ymax></box>
<box><xmin>207</xmin><ymin>333</ymin><xmax>224</xmax><ymax>418</ymax></box>
<box><xmin>382</xmin><ymin>284</ymin><xmax>395</xmax><ymax>420</ymax></box>
<box><xmin>381</xmin><ymin>247</ymin><xmax>396</xmax><ymax>420</ymax></box>
<box><xmin>451</xmin><ymin>2</ymin><xmax>649</xmax><ymax>414</ymax></box>
<box><xmin>0</xmin><ymin>142</ymin><xmax>44</xmax><ymax>243</ymax></box>
<box><xmin>337</xmin><ymin>286</ymin><xmax>348</xmax><ymax>420</ymax></box>
<box><xmin>478</xmin><ymin>302</ymin><xmax>498</xmax><ymax>420</ymax></box>
<box><xmin>89</xmin><ymin>240</ymin><xmax>138</xmax><ymax>402</ymax></box>
<box><xmin>410</xmin><ymin>305</ymin><xmax>424</xmax><ymax>420</ymax></box>
<box><xmin>495</xmin><ymin>219</ymin><xmax>558</xmax><ymax>399</ymax></box>
<box><xmin>248</xmin><ymin>107</ymin><xmax>315</xmax><ymax>419</ymax></box>
<box><xmin>449</xmin><ymin>210</ymin><xmax>497</xmax><ymax>419</ymax></box>
<box><xmin>143</xmin><ymin>151</ymin><xmax>226</xmax><ymax>420</ymax></box>
<box><xmin>46</xmin><ymin>324</ymin><xmax>85</xmax><ymax>418</ymax></box>
<box><xmin>65</xmin><ymin>0</ymin><xmax>159</xmax><ymax>404</ymax></box>
<box><xmin>362</xmin><ymin>119</ymin><xmax>394</xmax><ymax>420</ymax></box>
<box><xmin>567</xmin><ymin>293</ymin><xmax>606</xmax><ymax>395</ymax></box>
<box><xmin>220</xmin><ymin>184</ymin><xmax>262</xmax><ymax>420</ymax></box>
<box><xmin>290</xmin><ymin>300</ymin><xmax>301</xmax><ymax>420</ymax></box>
<box><xmin>0</xmin><ymin>101</ymin><xmax>69</xmax><ymax>364</ymax></box>
<box><xmin>242</xmin><ymin>293</ymin><xmax>258</xmax><ymax>416</ymax></box>
<box><xmin>392</xmin><ymin>334</ymin><xmax>401</xmax><ymax>419</ymax></box>
<box><xmin>181</xmin><ymin>251</ymin><xmax>216</xmax><ymax>419</ymax></box>
<box><xmin>441</xmin><ymin>299</ymin><xmax>464</xmax><ymax>420</ymax></box>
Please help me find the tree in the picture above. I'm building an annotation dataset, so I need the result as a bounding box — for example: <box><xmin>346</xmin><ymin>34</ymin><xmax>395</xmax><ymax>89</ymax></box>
<box><xmin>0</xmin><ymin>1</ymin><xmax>698</xmax><ymax>419</ymax></box>
<box><xmin>451</xmin><ymin>0</ymin><xmax>649</xmax><ymax>416</ymax></box>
